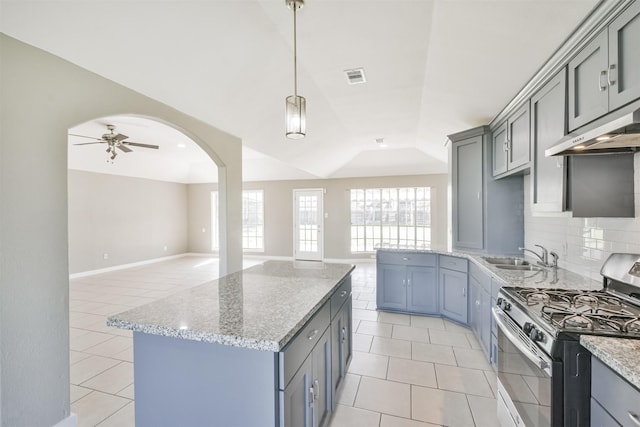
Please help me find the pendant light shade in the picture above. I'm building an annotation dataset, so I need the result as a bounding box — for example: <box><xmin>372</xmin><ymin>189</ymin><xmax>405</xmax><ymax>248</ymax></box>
<box><xmin>285</xmin><ymin>0</ymin><xmax>306</xmax><ymax>139</ymax></box>
<box><xmin>286</xmin><ymin>95</ymin><xmax>306</xmax><ymax>139</ymax></box>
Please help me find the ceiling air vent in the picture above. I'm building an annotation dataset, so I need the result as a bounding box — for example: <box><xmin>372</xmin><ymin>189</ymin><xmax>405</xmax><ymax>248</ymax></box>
<box><xmin>345</xmin><ymin>68</ymin><xmax>366</xmax><ymax>85</ymax></box>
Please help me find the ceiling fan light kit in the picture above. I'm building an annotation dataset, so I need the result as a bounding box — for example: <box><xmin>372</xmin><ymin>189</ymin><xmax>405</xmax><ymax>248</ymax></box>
<box><xmin>70</xmin><ymin>124</ymin><xmax>159</xmax><ymax>163</ymax></box>
<box><xmin>285</xmin><ymin>0</ymin><xmax>306</xmax><ymax>140</ymax></box>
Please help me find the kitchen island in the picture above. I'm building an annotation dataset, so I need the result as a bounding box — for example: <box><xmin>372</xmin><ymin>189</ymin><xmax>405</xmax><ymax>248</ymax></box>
<box><xmin>107</xmin><ymin>260</ymin><xmax>354</xmax><ymax>427</ymax></box>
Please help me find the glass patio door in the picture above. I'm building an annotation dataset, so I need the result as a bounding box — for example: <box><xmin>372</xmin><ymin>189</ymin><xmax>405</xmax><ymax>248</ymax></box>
<box><xmin>293</xmin><ymin>189</ymin><xmax>323</xmax><ymax>261</ymax></box>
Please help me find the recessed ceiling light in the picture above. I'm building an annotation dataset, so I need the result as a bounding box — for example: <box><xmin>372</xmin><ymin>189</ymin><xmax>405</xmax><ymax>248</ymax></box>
<box><xmin>177</xmin><ymin>143</ymin><xmax>186</xmax><ymax>148</ymax></box>
<box><xmin>376</xmin><ymin>137</ymin><xmax>387</xmax><ymax>148</ymax></box>
<box><xmin>345</xmin><ymin>68</ymin><xmax>366</xmax><ymax>85</ymax></box>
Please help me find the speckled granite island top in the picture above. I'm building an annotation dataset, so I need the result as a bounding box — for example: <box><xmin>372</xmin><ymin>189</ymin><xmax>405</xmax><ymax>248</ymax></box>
<box><xmin>580</xmin><ymin>335</ymin><xmax>640</xmax><ymax>390</ymax></box>
<box><xmin>378</xmin><ymin>248</ymin><xmax>602</xmax><ymax>291</ymax></box>
<box><xmin>107</xmin><ymin>260</ymin><xmax>354</xmax><ymax>352</ymax></box>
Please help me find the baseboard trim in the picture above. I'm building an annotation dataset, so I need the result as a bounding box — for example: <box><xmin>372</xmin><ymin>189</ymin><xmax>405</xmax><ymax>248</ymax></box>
<box><xmin>54</xmin><ymin>413</ymin><xmax>77</xmax><ymax>427</ymax></box>
<box><xmin>69</xmin><ymin>254</ymin><xmax>186</xmax><ymax>279</ymax></box>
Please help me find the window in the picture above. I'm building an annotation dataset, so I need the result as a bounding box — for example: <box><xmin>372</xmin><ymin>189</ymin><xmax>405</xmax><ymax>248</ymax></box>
<box><xmin>350</xmin><ymin>187</ymin><xmax>431</xmax><ymax>252</ymax></box>
<box><xmin>242</xmin><ymin>190</ymin><xmax>264</xmax><ymax>251</ymax></box>
<box><xmin>210</xmin><ymin>189</ymin><xmax>264</xmax><ymax>251</ymax></box>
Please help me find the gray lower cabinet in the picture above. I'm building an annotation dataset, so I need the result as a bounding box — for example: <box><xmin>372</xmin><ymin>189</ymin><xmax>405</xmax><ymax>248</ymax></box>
<box><xmin>377</xmin><ymin>252</ymin><xmax>438</xmax><ymax>315</ymax></box>
<box><xmin>283</xmin><ymin>328</ymin><xmax>331</xmax><ymax>427</ymax></box>
<box><xmin>468</xmin><ymin>264</ymin><xmax>491</xmax><ymax>358</ymax></box>
<box><xmin>438</xmin><ymin>255</ymin><xmax>468</xmax><ymax>324</ymax></box>
<box><xmin>569</xmin><ymin>1</ymin><xmax>640</xmax><ymax>131</ymax></box>
<box><xmin>530</xmin><ymin>68</ymin><xmax>567</xmax><ymax>213</ymax></box>
<box><xmin>590</xmin><ymin>356</ymin><xmax>640</xmax><ymax>427</ymax></box>
<box><xmin>331</xmin><ymin>295</ymin><xmax>352</xmax><ymax>408</ymax></box>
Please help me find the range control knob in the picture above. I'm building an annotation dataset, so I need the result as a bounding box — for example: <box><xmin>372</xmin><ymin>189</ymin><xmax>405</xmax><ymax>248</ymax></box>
<box><xmin>523</xmin><ymin>322</ymin><xmax>533</xmax><ymax>334</ymax></box>
<box><xmin>500</xmin><ymin>299</ymin><xmax>511</xmax><ymax>311</ymax></box>
<box><xmin>529</xmin><ymin>327</ymin><xmax>544</xmax><ymax>342</ymax></box>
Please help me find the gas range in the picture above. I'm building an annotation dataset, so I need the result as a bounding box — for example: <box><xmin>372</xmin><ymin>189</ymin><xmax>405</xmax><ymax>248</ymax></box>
<box><xmin>493</xmin><ymin>253</ymin><xmax>640</xmax><ymax>427</ymax></box>
<box><xmin>497</xmin><ymin>253</ymin><xmax>640</xmax><ymax>357</ymax></box>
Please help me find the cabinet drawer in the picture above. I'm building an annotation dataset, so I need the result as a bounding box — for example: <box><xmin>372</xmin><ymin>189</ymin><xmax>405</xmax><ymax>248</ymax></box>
<box><xmin>439</xmin><ymin>255</ymin><xmax>468</xmax><ymax>273</ymax></box>
<box><xmin>330</xmin><ymin>276</ymin><xmax>351</xmax><ymax>320</ymax></box>
<box><xmin>591</xmin><ymin>356</ymin><xmax>640</xmax><ymax>427</ymax></box>
<box><xmin>279</xmin><ymin>302</ymin><xmax>330</xmax><ymax>389</ymax></box>
<box><xmin>377</xmin><ymin>251</ymin><xmax>436</xmax><ymax>267</ymax></box>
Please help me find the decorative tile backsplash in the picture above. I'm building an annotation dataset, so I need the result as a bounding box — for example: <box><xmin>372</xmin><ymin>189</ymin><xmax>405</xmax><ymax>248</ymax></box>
<box><xmin>524</xmin><ymin>153</ymin><xmax>640</xmax><ymax>281</ymax></box>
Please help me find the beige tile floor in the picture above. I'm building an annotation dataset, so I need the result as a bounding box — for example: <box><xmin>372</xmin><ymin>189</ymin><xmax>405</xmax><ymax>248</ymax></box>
<box><xmin>69</xmin><ymin>257</ymin><xmax>499</xmax><ymax>426</ymax></box>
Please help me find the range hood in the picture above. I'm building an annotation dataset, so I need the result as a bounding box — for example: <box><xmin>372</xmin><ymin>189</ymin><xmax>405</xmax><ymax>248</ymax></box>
<box><xmin>546</xmin><ymin>108</ymin><xmax>640</xmax><ymax>156</ymax></box>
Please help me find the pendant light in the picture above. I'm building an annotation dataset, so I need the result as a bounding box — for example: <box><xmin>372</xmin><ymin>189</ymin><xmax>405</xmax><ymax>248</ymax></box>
<box><xmin>285</xmin><ymin>0</ymin><xmax>306</xmax><ymax>139</ymax></box>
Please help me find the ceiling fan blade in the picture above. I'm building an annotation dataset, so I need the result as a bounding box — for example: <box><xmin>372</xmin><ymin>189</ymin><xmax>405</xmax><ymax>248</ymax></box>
<box><xmin>68</xmin><ymin>133</ymin><xmax>102</xmax><ymax>141</ymax></box>
<box><xmin>73</xmin><ymin>142</ymin><xmax>105</xmax><ymax>146</ymax></box>
<box><xmin>113</xmin><ymin>133</ymin><xmax>129</xmax><ymax>142</ymax></box>
<box><xmin>117</xmin><ymin>144</ymin><xmax>132</xmax><ymax>153</ymax></box>
<box><xmin>122</xmin><ymin>141</ymin><xmax>159</xmax><ymax>149</ymax></box>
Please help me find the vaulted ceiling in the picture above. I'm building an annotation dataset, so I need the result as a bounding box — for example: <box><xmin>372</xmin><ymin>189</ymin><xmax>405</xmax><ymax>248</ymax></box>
<box><xmin>1</xmin><ymin>0</ymin><xmax>599</xmax><ymax>183</ymax></box>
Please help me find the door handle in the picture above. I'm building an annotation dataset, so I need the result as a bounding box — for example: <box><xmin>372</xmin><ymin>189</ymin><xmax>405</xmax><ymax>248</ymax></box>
<box><xmin>307</xmin><ymin>329</ymin><xmax>319</xmax><ymax>340</ymax></box>
<box><xmin>607</xmin><ymin>64</ymin><xmax>617</xmax><ymax>86</ymax></box>
<box><xmin>599</xmin><ymin>70</ymin><xmax>608</xmax><ymax>92</ymax></box>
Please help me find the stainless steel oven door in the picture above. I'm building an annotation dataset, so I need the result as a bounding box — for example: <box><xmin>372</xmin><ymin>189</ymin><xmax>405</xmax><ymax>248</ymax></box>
<box><xmin>492</xmin><ymin>306</ymin><xmax>552</xmax><ymax>427</ymax></box>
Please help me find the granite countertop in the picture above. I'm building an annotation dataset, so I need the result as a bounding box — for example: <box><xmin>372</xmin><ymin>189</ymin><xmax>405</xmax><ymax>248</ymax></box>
<box><xmin>107</xmin><ymin>260</ymin><xmax>354</xmax><ymax>352</ymax></box>
<box><xmin>580</xmin><ymin>335</ymin><xmax>640</xmax><ymax>390</ymax></box>
<box><xmin>378</xmin><ymin>248</ymin><xmax>602</xmax><ymax>291</ymax></box>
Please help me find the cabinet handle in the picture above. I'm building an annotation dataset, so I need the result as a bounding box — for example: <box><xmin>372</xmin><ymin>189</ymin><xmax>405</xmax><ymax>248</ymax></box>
<box><xmin>307</xmin><ymin>329</ymin><xmax>319</xmax><ymax>340</ymax></box>
<box><xmin>313</xmin><ymin>379</ymin><xmax>320</xmax><ymax>402</ymax></box>
<box><xmin>402</xmin><ymin>257</ymin><xmax>409</xmax><ymax>261</ymax></box>
<box><xmin>629</xmin><ymin>411</ymin><xmax>640</xmax><ymax>426</ymax></box>
<box><xmin>477</xmin><ymin>192</ymin><xmax>481</xmax><ymax>200</ymax></box>
<box><xmin>463</xmin><ymin>287</ymin><xmax>466</xmax><ymax>297</ymax></box>
<box><xmin>407</xmin><ymin>278</ymin><xmax>411</xmax><ymax>287</ymax></box>
<box><xmin>341</xmin><ymin>326</ymin><xmax>347</xmax><ymax>343</ymax></box>
<box><xmin>339</xmin><ymin>290</ymin><xmax>347</xmax><ymax>298</ymax></box>
<box><xmin>608</xmin><ymin>64</ymin><xmax>617</xmax><ymax>86</ymax></box>
<box><xmin>308</xmin><ymin>386</ymin><xmax>315</xmax><ymax>407</ymax></box>
<box><xmin>556</xmin><ymin>158</ymin><xmax>563</xmax><ymax>169</ymax></box>
<box><xmin>599</xmin><ymin>70</ymin><xmax>608</xmax><ymax>91</ymax></box>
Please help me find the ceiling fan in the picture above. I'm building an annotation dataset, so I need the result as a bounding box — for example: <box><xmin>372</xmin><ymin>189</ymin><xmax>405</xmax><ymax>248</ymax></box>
<box><xmin>69</xmin><ymin>124</ymin><xmax>159</xmax><ymax>162</ymax></box>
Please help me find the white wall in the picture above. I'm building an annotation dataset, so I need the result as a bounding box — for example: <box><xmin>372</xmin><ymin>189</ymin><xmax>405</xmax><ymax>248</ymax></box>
<box><xmin>68</xmin><ymin>170</ymin><xmax>188</xmax><ymax>274</ymax></box>
<box><xmin>524</xmin><ymin>153</ymin><xmax>640</xmax><ymax>281</ymax></box>
<box><xmin>188</xmin><ymin>174</ymin><xmax>449</xmax><ymax>259</ymax></box>
<box><xmin>0</xmin><ymin>34</ymin><xmax>242</xmax><ymax>426</ymax></box>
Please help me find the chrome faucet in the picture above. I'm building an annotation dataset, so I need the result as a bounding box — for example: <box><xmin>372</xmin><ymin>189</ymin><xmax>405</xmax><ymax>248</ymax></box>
<box><xmin>519</xmin><ymin>244</ymin><xmax>557</xmax><ymax>268</ymax></box>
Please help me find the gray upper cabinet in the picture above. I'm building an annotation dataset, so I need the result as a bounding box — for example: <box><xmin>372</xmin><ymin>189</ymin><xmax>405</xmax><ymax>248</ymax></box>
<box><xmin>492</xmin><ymin>123</ymin><xmax>508</xmax><ymax>176</ymax></box>
<box><xmin>452</xmin><ymin>134</ymin><xmax>484</xmax><ymax>250</ymax></box>
<box><xmin>608</xmin><ymin>0</ymin><xmax>640</xmax><ymax>111</ymax></box>
<box><xmin>531</xmin><ymin>69</ymin><xmax>568</xmax><ymax>213</ymax></box>
<box><xmin>569</xmin><ymin>1</ymin><xmax>640</xmax><ymax>131</ymax></box>
<box><xmin>568</xmin><ymin>30</ymin><xmax>609</xmax><ymax>131</ymax></box>
<box><xmin>450</xmin><ymin>126</ymin><xmax>524</xmax><ymax>255</ymax></box>
<box><xmin>507</xmin><ymin>102</ymin><xmax>531</xmax><ymax>171</ymax></box>
<box><xmin>492</xmin><ymin>102</ymin><xmax>531</xmax><ymax>178</ymax></box>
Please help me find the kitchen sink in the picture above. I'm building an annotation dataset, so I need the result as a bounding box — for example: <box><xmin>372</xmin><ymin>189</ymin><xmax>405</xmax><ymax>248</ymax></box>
<box><xmin>483</xmin><ymin>257</ymin><xmax>529</xmax><ymax>266</ymax></box>
<box><xmin>494</xmin><ymin>264</ymin><xmax>543</xmax><ymax>271</ymax></box>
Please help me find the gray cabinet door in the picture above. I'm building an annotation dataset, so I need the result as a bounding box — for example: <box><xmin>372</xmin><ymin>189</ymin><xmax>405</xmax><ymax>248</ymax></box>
<box><xmin>283</xmin><ymin>356</ymin><xmax>313</xmax><ymax>427</ymax></box>
<box><xmin>568</xmin><ymin>30</ymin><xmax>609</xmax><ymax>131</ymax></box>
<box><xmin>492</xmin><ymin>122</ymin><xmax>508</xmax><ymax>176</ymax></box>
<box><xmin>376</xmin><ymin>264</ymin><xmax>407</xmax><ymax>310</ymax></box>
<box><xmin>531</xmin><ymin>69</ymin><xmax>567</xmax><ymax>213</ymax></box>
<box><xmin>311</xmin><ymin>330</ymin><xmax>331</xmax><ymax>427</ymax></box>
<box><xmin>468</xmin><ymin>276</ymin><xmax>481</xmax><ymax>339</ymax></box>
<box><xmin>407</xmin><ymin>266</ymin><xmax>438</xmax><ymax>314</ymax></box>
<box><xmin>438</xmin><ymin>268</ymin><xmax>468</xmax><ymax>324</ymax></box>
<box><xmin>507</xmin><ymin>102</ymin><xmax>531</xmax><ymax>171</ymax></box>
<box><xmin>331</xmin><ymin>297</ymin><xmax>352</xmax><ymax>408</ymax></box>
<box><xmin>452</xmin><ymin>136</ymin><xmax>484</xmax><ymax>250</ymax></box>
<box><xmin>608</xmin><ymin>0</ymin><xmax>640</xmax><ymax>110</ymax></box>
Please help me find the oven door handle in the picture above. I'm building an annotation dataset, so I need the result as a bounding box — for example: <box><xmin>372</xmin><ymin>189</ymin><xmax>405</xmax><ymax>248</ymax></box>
<box><xmin>492</xmin><ymin>306</ymin><xmax>553</xmax><ymax>376</ymax></box>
